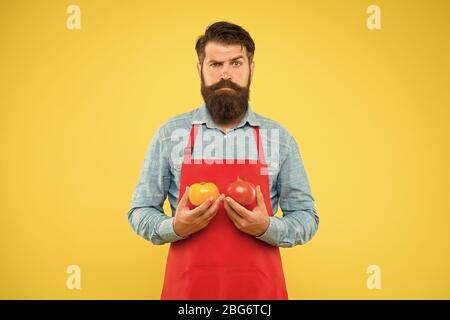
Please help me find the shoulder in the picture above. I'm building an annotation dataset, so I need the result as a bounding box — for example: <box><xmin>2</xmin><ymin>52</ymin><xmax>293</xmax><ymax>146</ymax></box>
<box><xmin>252</xmin><ymin>111</ymin><xmax>295</xmax><ymax>148</ymax></box>
<box><xmin>156</xmin><ymin>107</ymin><xmax>197</xmax><ymax>141</ymax></box>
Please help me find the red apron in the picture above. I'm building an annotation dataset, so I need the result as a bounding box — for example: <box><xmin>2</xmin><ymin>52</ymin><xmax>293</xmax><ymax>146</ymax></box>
<box><xmin>161</xmin><ymin>124</ymin><xmax>288</xmax><ymax>300</ymax></box>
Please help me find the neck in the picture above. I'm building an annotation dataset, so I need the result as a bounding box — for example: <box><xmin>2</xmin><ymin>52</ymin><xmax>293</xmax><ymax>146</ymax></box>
<box><xmin>218</xmin><ymin>114</ymin><xmax>245</xmax><ymax>133</ymax></box>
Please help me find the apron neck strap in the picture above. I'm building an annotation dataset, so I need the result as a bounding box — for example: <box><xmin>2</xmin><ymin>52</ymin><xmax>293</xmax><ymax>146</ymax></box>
<box><xmin>252</xmin><ymin>126</ymin><xmax>266</xmax><ymax>165</ymax></box>
<box><xmin>183</xmin><ymin>124</ymin><xmax>199</xmax><ymax>164</ymax></box>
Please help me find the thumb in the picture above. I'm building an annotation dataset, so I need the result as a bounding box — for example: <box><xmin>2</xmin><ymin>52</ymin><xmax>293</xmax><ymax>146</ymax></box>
<box><xmin>179</xmin><ymin>186</ymin><xmax>190</xmax><ymax>208</ymax></box>
<box><xmin>256</xmin><ymin>185</ymin><xmax>265</xmax><ymax>207</ymax></box>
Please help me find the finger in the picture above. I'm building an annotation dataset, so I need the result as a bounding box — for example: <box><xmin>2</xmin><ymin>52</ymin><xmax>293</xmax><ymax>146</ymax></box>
<box><xmin>204</xmin><ymin>194</ymin><xmax>224</xmax><ymax>221</ymax></box>
<box><xmin>224</xmin><ymin>199</ymin><xmax>244</xmax><ymax>224</ymax></box>
<box><xmin>190</xmin><ymin>195</ymin><xmax>214</xmax><ymax>216</ymax></box>
<box><xmin>204</xmin><ymin>194</ymin><xmax>223</xmax><ymax>218</ymax></box>
<box><xmin>255</xmin><ymin>185</ymin><xmax>265</xmax><ymax>208</ymax></box>
<box><xmin>178</xmin><ymin>186</ymin><xmax>190</xmax><ymax>209</ymax></box>
<box><xmin>225</xmin><ymin>197</ymin><xmax>249</xmax><ymax>218</ymax></box>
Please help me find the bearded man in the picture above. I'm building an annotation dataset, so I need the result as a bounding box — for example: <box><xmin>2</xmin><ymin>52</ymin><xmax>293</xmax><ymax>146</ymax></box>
<box><xmin>128</xmin><ymin>21</ymin><xmax>319</xmax><ymax>300</ymax></box>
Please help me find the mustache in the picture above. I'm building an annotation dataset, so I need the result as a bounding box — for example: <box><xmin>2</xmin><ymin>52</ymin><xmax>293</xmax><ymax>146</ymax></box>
<box><xmin>207</xmin><ymin>79</ymin><xmax>244</xmax><ymax>92</ymax></box>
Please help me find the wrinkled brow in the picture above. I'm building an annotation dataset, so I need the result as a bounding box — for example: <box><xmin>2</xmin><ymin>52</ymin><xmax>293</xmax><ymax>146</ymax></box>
<box><xmin>207</xmin><ymin>55</ymin><xmax>245</xmax><ymax>64</ymax></box>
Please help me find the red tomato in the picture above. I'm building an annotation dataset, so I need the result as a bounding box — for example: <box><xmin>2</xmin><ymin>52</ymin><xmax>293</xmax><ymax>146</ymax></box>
<box><xmin>225</xmin><ymin>177</ymin><xmax>256</xmax><ymax>206</ymax></box>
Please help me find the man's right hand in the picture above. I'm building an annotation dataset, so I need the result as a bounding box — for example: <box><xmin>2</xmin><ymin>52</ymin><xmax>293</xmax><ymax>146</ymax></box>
<box><xmin>173</xmin><ymin>186</ymin><xmax>224</xmax><ymax>238</ymax></box>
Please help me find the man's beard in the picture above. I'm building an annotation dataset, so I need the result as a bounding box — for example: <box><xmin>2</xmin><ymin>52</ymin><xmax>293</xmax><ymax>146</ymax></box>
<box><xmin>200</xmin><ymin>71</ymin><xmax>251</xmax><ymax>126</ymax></box>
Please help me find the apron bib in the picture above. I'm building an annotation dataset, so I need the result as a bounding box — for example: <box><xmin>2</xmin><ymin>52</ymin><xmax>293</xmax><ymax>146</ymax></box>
<box><xmin>161</xmin><ymin>124</ymin><xmax>288</xmax><ymax>300</ymax></box>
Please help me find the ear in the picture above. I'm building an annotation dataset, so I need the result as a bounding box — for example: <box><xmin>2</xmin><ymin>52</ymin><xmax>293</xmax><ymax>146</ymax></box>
<box><xmin>196</xmin><ymin>62</ymin><xmax>202</xmax><ymax>79</ymax></box>
<box><xmin>250</xmin><ymin>60</ymin><xmax>255</xmax><ymax>79</ymax></box>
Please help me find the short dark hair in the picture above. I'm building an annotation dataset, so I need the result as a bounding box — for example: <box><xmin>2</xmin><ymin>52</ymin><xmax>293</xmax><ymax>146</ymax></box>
<box><xmin>195</xmin><ymin>21</ymin><xmax>255</xmax><ymax>65</ymax></box>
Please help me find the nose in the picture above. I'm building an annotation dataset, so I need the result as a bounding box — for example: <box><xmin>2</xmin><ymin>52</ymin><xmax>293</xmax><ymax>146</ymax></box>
<box><xmin>221</xmin><ymin>72</ymin><xmax>231</xmax><ymax>80</ymax></box>
<box><xmin>220</xmin><ymin>65</ymin><xmax>232</xmax><ymax>80</ymax></box>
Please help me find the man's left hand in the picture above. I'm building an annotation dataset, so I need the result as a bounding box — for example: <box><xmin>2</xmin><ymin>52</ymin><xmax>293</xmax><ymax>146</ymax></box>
<box><xmin>224</xmin><ymin>185</ymin><xmax>270</xmax><ymax>237</ymax></box>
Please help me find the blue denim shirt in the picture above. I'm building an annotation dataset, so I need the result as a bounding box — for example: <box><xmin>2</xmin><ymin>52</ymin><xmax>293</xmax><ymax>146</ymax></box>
<box><xmin>127</xmin><ymin>103</ymin><xmax>319</xmax><ymax>247</ymax></box>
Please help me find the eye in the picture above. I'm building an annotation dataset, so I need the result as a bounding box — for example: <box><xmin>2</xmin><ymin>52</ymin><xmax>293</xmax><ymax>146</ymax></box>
<box><xmin>210</xmin><ymin>62</ymin><xmax>221</xmax><ymax>68</ymax></box>
<box><xmin>232</xmin><ymin>61</ymin><xmax>242</xmax><ymax>67</ymax></box>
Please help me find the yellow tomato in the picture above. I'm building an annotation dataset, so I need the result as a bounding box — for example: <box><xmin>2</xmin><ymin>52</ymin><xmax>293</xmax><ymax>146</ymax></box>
<box><xmin>188</xmin><ymin>182</ymin><xmax>220</xmax><ymax>206</ymax></box>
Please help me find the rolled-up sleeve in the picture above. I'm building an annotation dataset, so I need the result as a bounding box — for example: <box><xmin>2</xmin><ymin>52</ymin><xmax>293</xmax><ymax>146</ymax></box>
<box><xmin>127</xmin><ymin>126</ymin><xmax>184</xmax><ymax>245</ymax></box>
<box><xmin>257</xmin><ymin>134</ymin><xmax>319</xmax><ymax>247</ymax></box>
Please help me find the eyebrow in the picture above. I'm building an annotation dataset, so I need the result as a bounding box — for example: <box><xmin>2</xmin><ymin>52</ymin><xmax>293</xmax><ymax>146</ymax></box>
<box><xmin>207</xmin><ymin>55</ymin><xmax>245</xmax><ymax>64</ymax></box>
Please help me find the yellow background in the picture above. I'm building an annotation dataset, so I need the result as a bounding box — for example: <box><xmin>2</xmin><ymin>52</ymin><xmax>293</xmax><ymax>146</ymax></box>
<box><xmin>1</xmin><ymin>0</ymin><xmax>449</xmax><ymax>299</ymax></box>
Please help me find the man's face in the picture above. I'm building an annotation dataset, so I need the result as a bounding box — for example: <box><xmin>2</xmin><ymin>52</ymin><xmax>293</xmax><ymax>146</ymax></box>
<box><xmin>197</xmin><ymin>41</ymin><xmax>255</xmax><ymax>125</ymax></box>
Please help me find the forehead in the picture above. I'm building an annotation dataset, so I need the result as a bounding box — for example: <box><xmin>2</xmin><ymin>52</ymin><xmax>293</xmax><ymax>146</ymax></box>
<box><xmin>204</xmin><ymin>41</ymin><xmax>247</xmax><ymax>62</ymax></box>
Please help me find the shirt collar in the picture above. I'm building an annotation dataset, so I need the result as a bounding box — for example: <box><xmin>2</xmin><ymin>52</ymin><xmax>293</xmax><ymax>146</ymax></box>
<box><xmin>192</xmin><ymin>102</ymin><xmax>261</xmax><ymax>129</ymax></box>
